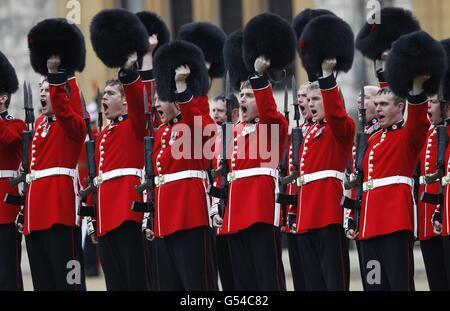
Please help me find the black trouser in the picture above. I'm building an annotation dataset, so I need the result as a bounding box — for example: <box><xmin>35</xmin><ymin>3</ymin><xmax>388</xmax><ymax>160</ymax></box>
<box><xmin>287</xmin><ymin>233</ymin><xmax>306</xmax><ymax>291</ymax></box>
<box><xmin>83</xmin><ymin>233</ymin><xmax>99</xmax><ymax>276</ymax></box>
<box><xmin>98</xmin><ymin>221</ymin><xmax>149</xmax><ymax>291</ymax></box>
<box><xmin>296</xmin><ymin>224</ymin><xmax>349</xmax><ymax>291</ymax></box>
<box><xmin>420</xmin><ymin>236</ymin><xmax>449</xmax><ymax>290</ymax></box>
<box><xmin>216</xmin><ymin>235</ymin><xmax>234</xmax><ymax>290</ymax></box>
<box><xmin>25</xmin><ymin>224</ymin><xmax>86</xmax><ymax>291</ymax></box>
<box><xmin>0</xmin><ymin>224</ymin><xmax>23</xmax><ymax>290</ymax></box>
<box><xmin>359</xmin><ymin>230</ymin><xmax>415</xmax><ymax>291</ymax></box>
<box><xmin>442</xmin><ymin>235</ymin><xmax>450</xmax><ymax>288</ymax></box>
<box><xmin>227</xmin><ymin>223</ymin><xmax>286</xmax><ymax>291</ymax></box>
<box><xmin>153</xmin><ymin>226</ymin><xmax>218</xmax><ymax>291</ymax></box>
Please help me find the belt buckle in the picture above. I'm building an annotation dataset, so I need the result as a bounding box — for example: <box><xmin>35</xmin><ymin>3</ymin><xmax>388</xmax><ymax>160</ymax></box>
<box><xmin>158</xmin><ymin>174</ymin><xmax>165</xmax><ymax>186</ymax></box>
<box><xmin>366</xmin><ymin>180</ymin><xmax>374</xmax><ymax>191</ymax></box>
<box><xmin>227</xmin><ymin>172</ymin><xmax>236</xmax><ymax>183</ymax></box>
<box><xmin>297</xmin><ymin>175</ymin><xmax>306</xmax><ymax>187</ymax></box>
<box><xmin>26</xmin><ymin>170</ymin><xmax>36</xmax><ymax>184</ymax></box>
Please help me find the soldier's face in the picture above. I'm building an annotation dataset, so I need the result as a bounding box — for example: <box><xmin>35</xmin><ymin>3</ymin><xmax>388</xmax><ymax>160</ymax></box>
<box><xmin>239</xmin><ymin>88</ymin><xmax>258</xmax><ymax>122</ymax></box>
<box><xmin>427</xmin><ymin>96</ymin><xmax>441</xmax><ymax>125</ymax></box>
<box><xmin>357</xmin><ymin>86</ymin><xmax>379</xmax><ymax>123</ymax></box>
<box><xmin>39</xmin><ymin>80</ymin><xmax>53</xmax><ymax>116</ymax></box>
<box><xmin>102</xmin><ymin>84</ymin><xmax>126</xmax><ymax>120</ymax></box>
<box><xmin>212</xmin><ymin>99</ymin><xmax>227</xmax><ymax>125</ymax></box>
<box><xmin>375</xmin><ymin>93</ymin><xmax>404</xmax><ymax>129</ymax></box>
<box><xmin>298</xmin><ymin>85</ymin><xmax>312</xmax><ymax>120</ymax></box>
<box><xmin>155</xmin><ymin>95</ymin><xmax>179</xmax><ymax>124</ymax></box>
<box><xmin>307</xmin><ymin>88</ymin><xmax>324</xmax><ymax>122</ymax></box>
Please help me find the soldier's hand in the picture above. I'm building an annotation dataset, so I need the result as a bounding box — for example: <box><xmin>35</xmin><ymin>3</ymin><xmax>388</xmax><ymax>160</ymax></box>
<box><xmin>123</xmin><ymin>52</ymin><xmax>138</xmax><ymax>70</ymax></box>
<box><xmin>346</xmin><ymin>229</ymin><xmax>358</xmax><ymax>240</ymax></box>
<box><xmin>47</xmin><ymin>55</ymin><xmax>61</xmax><ymax>74</ymax></box>
<box><xmin>212</xmin><ymin>214</ymin><xmax>223</xmax><ymax>228</ymax></box>
<box><xmin>254</xmin><ymin>56</ymin><xmax>271</xmax><ymax>74</ymax></box>
<box><xmin>321</xmin><ymin>58</ymin><xmax>337</xmax><ymax>78</ymax></box>
<box><xmin>288</xmin><ymin>214</ymin><xmax>297</xmax><ymax>233</ymax></box>
<box><xmin>141</xmin><ymin>35</ymin><xmax>158</xmax><ymax>71</ymax></box>
<box><xmin>15</xmin><ymin>210</ymin><xmax>24</xmax><ymax>234</ymax></box>
<box><xmin>433</xmin><ymin>221</ymin><xmax>442</xmax><ymax>235</ymax></box>
<box><xmin>412</xmin><ymin>74</ymin><xmax>431</xmax><ymax>95</ymax></box>
<box><xmin>175</xmin><ymin>65</ymin><xmax>191</xmax><ymax>82</ymax></box>
<box><xmin>145</xmin><ymin>229</ymin><xmax>155</xmax><ymax>241</ymax></box>
<box><xmin>149</xmin><ymin>34</ymin><xmax>158</xmax><ymax>54</ymax></box>
<box><xmin>432</xmin><ymin>210</ymin><xmax>442</xmax><ymax>235</ymax></box>
<box><xmin>175</xmin><ymin>65</ymin><xmax>190</xmax><ymax>93</ymax></box>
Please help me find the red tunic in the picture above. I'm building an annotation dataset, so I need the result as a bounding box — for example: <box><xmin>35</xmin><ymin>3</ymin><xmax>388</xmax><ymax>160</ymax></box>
<box><xmin>94</xmin><ymin>70</ymin><xmax>151</xmax><ymax>236</ymax></box>
<box><xmin>442</xmin><ymin>126</ymin><xmax>450</xmax><ymax>236</ymax></box>
<box><xmin>24</xmin><ymin>73</ymin><xmax>86</xmax><ymax>235</ymax></box>
<box><xmin>0</xmin><ymin>111</ymin><xmax>26</xmax><ymax>224</ymax></box>
<box><xmin>153</xmin><ymin>90</ymin><xmax>214</xmax><ymax>237</ymax></box>
<box><xmin>295</xmin><ymin>75</ymin><xmax>356</xmax><ymax>232</ymax></box>
<box><xmin>359</xmin><ymin>93</ymin><xmax>430</xmax><ymax>240</ymax></box>
<box><xmin>221</xmin><ymin>76</ymin><xmax>288</xmax><ymax>234</ymax></box>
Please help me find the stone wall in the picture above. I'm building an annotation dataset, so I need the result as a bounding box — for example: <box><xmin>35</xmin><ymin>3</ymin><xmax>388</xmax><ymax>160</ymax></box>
<box><xmin>0</xmin><ymin>0</ymin><xmax>54</xmax><ymax>117</ymax></box>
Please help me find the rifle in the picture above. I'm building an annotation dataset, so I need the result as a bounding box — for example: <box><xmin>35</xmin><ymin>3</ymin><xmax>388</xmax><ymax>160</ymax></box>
<box><xmin>421</xmin><ymin>83</ymin><xmax>448</xmax><ymax>206</ymax></box>
<box><xmin>77</xmin><ymin>92</ymin><xmax>98</xmax><ymax>240</ymax></box>
<box><xmin>276</xmin><ymin>77</ymin><xmax>303</xmax><ymax>229</ymax></box>
<box><xmin>275</xmin><ymin>81</ymin><xmax>293</xmax><ymax>226</ymax></box>
<box><xmin>131</xmin><ymin>85</ymin><xmax>156</xmax><ymax>237</ymax></box>
<box><xmin>95</xmin><ymin>88</ymin><xmax>103</xmax><ymax>131</ymax></box>
<box><xmin>207</xmin><ymin>72</ymin><xmax>233</xmax><ymax>219</ymax></box>
<box><xmin>6</xmin><ymin>82</ymin><xmax>35</xmax><ymax>208</ymax></box>
<box><xmin>341</xmin><ymin>86</ymin><xmax>369</xmax><ymax>233</ymax></box>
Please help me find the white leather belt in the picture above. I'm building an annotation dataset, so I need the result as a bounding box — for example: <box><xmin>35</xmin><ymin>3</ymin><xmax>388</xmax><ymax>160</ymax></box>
<box><xmin>296</xmin><ymin>170</ymin><xmax>344</xmax><ymax>187</ymax></box>
<box><xmin>0</xmin><ymin>170</ymin><xmax>18</xmax><ymax>179</ymax></box>
<box><xmin>363</xmin><ymin>176</ymin><xmax>413</xmax><ymax>192</ymax></box>
<box><xmin>94</xmin><ymin>168</ymin><xmax>143</xmax><ymax>186</ymax></box>
<box><xmin>26</xmin><ymin>167</ymin><xmax>77</xmax><ymax>184</ymax></box>
<box><xmin>155</xmin><ymin>170</ymin><xmax>207</xmax><ymax>187</ymax></box>
<box><xmin>227</xmin><ymin>167</ymin><xmax>278</xmax><ymax>183</ymax></box>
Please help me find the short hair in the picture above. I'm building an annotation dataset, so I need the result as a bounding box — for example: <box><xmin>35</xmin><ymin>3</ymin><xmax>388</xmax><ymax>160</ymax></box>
<box><xmin>307</xmin><ymin>81</ymin><xmax>320</xmax><ymax>93</ymax></box>
<box><xmin>213</xmin><ymin>93</ymin><xmax>240</xmax><ymax>110</ymax></box>
<box><xmin>0</xmin><ymin>93</ymin><xmax>11</xmax><ymax>109</ymax></box>
<box><xmin>376</xmin><ymin>87</ymin><xmax>405</xmax><ymax>105</ymax></box>
<box><xmin>105</xmin><ymin>79</ymin><xmax>124</xmax><ymax>97</ymax></box>
<box><xmin>240</xmin><ymin>80</ymin><xmax>251</xmax><ymax>91</ymax></box>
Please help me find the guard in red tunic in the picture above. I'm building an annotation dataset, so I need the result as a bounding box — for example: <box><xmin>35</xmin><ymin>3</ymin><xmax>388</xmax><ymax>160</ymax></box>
<box><xmin>293</xmin><ymin>60</ymin><xmax>354</xmax><ymax>291</ymax></box>
<box><xmin>211</xmin><ymin>56</ymin><xmax>288</xmax><ymax>290</ymax></box>
<box><xmin>24</xmin><ymin>60</ymin><xmax>87</xmax><ymax>290</ymax></box>
<box><xmin>151</xmin><ymin>40</ymin><xmax>217</xmax><ymax>290</ymax></box>
<box><xmin>91</xmin><ymin>49</ymin><xmax>155</xmax><ymax>290</ymax></box>
<box><xmin>416</xmin><ymin>96</ymin><xmax>449</xmax><ymax>290</ymax></box>
<box><xmin>358</xmin><ymin>30</ymin><xmax>446</xmax><ymax>290</ymax></box>
<box><xmin>0</xmin><ymin>51</ymin><xmax>25</xmax><ymax>290</ymax></box>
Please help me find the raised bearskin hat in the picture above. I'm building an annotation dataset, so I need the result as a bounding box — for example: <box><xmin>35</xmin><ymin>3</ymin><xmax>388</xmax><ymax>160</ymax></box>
<box><xmin>90</xmin><ymin>9</ymin><xmax>150</xmax><ymax>68</ymax></box>
<box><xmin>28</xmin><ymin>18</ymin><xmax>86</xmax><ymax>75</ymax></box>
<box><xmin>385</xmin><ymin>31</ymin><xmax>447</xmax><ymax>98</ymax></box>
<box><xmin>136</xmin><ymin>11</ymin><xmax>171</xmax><ymax>55</ymax></box>
<box><xmin>178</xmin><ymin>22</ymin><xmax>226</xmax><ymax>78</ymax></box>
<box><xmin>355</xmin><ymin>7</ymin><xmax>421</xmax><ymax>61</ymax></box>
<box><xmin>153</xmin><ymin>40</ymin><xmax>209</xmax><ymax>102</ymax></box>
<box><xmin>0</xmin><ymin>51</ymin><xmax>19</xmax><ymax>95</ymax></box>
<box><xmin>292</xmin><ymin>8</ymin><xmax>335</xmax><ymax>40</ymax></box>
<box><xmin>440</xmin><ymin>39</ymin><xmax>450</xmax><ymax>101</ymax></box>
<box><xmin>243</xmin><ymin>13</ymin><xmax>297</xmax><ymax>72</ymax></box>
<box><xmin>300</xmin><ymin>14</ymin><xmax>354</xmax><ymax>81</ymax></box>
<box><xmin>223</xmin><ymin>30</ymin><xmax>253</xmax><ymax>91</ymax></box>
